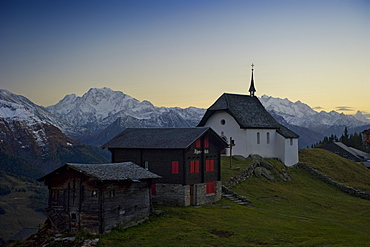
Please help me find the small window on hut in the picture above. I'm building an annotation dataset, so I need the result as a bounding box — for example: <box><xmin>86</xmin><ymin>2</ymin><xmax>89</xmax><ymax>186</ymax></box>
<box><xmin>71</xmin><ymin>213</ymin><xmax>77</xmax><ymax>220</ymax></box>
<box><xmin>290</xmin><ymin>138</ymin><xmax>293</xmax><ymax>146</ymax></box>
<box><xmin>144</xmin><ymin>161</ymin><xmax>149</xmax><ymax>170</ymax></box>
<box><xmin>267</xmin><ymin>132</ymin><xmax>270</xmax><ymax>144</ymax></box>
<box><xmin>172</xmin><ymin>161</ymin><xmax>179</xmax><ymax>174</ymax></box>
<box><xmin>110</xmin><ymin>190</ymin><xmax>115</xmax><ymax>197</ymax></box>
<box><xmin>92</xmin><ymin>190</ymin><xmax>98</xmax><ymax>197</ymax></box>
<box><xmin>257</xmin><ymin>132</ymin><xmax>260</xmax><ymax>144</ymax></box>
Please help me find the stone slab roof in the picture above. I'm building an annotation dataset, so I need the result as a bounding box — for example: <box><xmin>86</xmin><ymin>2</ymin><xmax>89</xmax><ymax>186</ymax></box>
<box><xmin>102</xmin><ymin>127</ymin><xmax>227</xmax><ymax>149</ymax></box>
<box><xmin>198</xmin><ymin>93</ymin><xmax>299</xmax><ymax>138</ymax></box>
<box><xmin>38</xmin><ymin>162</ymin><xmax>161</xmax><ymax>182</ymax></box>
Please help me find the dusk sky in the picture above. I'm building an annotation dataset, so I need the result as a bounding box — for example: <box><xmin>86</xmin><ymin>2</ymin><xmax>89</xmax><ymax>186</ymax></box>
<box><xmin>1</xmin><ymin>0</ymin><xmax>369</xmax><ymax>117</ymax></box>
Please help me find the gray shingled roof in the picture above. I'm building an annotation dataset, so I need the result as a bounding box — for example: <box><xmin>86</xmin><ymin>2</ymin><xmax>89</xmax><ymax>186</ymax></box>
<box><xmin>276</xmin><ymin>125</ymin><xmax>300</xmax><ymax>139</ymax></box>
<box><xmin>198</xmin><ymin>93</ymin><xmax>299</xmax><ymax>138</ymax></box>
<box><xmin>102</xmin><ymin>127</ymin><xmax>225</xmax><ymax>149</ymax></box>
<box><xmin>39</xmin><ymin>162</ymin><xmax>161</xmax><ymax>182</ymax></box>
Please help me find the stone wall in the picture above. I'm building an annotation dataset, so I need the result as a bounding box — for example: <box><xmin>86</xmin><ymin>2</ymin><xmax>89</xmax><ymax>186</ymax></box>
<box><xmin>194</xmin><ymin>181</ymin><xmax>222</xmax><ymax>205</ymax></box>
<box><xmin>153</xmin><ymin>182</ymin><xmax>223</xmax><ymax>206</ymax></box>
<box><xmin>153</xmin><ymin>184</ymin><xmax>190</xmax><ymax>206</ymax></box>
<box><xmin>296</xmin><ymin>162</ymin><xmax>370</xmax><ymax>200</ymax></box>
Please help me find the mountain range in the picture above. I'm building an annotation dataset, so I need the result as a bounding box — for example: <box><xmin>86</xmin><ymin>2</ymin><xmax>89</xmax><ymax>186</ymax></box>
<box><xmin>1</xmin><ymin>87</ymin><xmax>369</xmax><ymax>178</ymax></box>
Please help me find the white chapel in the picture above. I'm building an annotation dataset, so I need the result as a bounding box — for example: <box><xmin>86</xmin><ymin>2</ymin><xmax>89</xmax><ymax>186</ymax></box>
<box><xmin>198</xmin><ymin>65</ymin><xmax>299</xmax><ymax>166</ymax></box>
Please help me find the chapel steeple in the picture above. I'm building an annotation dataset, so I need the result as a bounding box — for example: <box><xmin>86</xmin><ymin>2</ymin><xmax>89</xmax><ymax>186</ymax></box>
<box><xmin>249</xmin><ymin>63</ymin><xmax>256</xmax><ymax>96</ymax></box>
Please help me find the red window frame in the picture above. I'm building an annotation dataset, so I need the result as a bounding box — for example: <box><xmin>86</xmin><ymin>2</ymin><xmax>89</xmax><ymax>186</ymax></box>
<box><xmin>190</xmin><ymin>160</ymin><xmax>200</xmax><ymax>173</ymax></box>
<box><xmin>206</xmin><ymin>182</ymin><xmax>215</xmax><ymax>194</ymax></box>
<box><xmin>205</xmin><ymin>160</ymin><xmax>215</xmax><ymax>172</ymax></box>
<box><xmin>172</xmin><ymin>161</ymin><xmax>179</xmax><ymax>174</ymax></box>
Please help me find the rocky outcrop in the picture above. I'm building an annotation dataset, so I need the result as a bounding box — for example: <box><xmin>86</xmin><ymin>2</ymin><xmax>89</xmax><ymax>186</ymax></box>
<box><xmin>222</xmin><ymin>155</ymin><xmax>292</xmax><ymax>205</ymax></box>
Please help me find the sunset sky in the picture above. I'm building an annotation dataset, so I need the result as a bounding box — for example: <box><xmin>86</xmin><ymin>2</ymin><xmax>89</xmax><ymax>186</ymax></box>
<box><xmin>1</xmin><ymin>0</ymin><xmax>369</xmax><ymax>117</ymax></box>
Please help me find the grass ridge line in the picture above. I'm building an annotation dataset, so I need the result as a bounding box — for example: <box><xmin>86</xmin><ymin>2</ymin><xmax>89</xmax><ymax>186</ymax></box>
<box><xmin>296</xmin><ymin>162</ymin><xmax>370</xmax><ymax>200</ymax></box>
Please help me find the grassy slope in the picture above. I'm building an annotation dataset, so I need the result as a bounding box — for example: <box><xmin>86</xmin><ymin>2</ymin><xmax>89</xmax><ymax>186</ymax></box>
<box><xmin>0</xmin><ymin>172</ymin><xmax>47</xmax><ymax>241</ymax></box>
<box><xmin>98</xmin><ymin>149</ymin><xmax>370</xmax><ymax>246</ymax></box>
<box><xmin>299</xmin><ymin>148</ymin><xmax>370</xmax><ymax>193</ymax></box>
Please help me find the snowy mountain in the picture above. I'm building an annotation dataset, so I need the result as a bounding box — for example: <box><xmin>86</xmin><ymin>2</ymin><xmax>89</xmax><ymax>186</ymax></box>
<box><xmin>2</xmin><ymin>87</ymin><xmax>368</xmax><ymax>151</ymax></box>
<box><xmin>47</xmin><ymin>87</ymin><xmax>206</xmax><ymax>144</ymax></box>
<box><xmin>0</xmin><ymin>89</ymin><xmax>108</xmax><ymax>177</ymax></box>
<box><xmin>259</xmin><ymin>95</ymin><xmax>368</xmax><ymax>132</ymax></box>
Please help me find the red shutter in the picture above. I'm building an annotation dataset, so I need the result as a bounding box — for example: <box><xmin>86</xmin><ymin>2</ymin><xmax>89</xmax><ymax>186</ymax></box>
<box><xmin>206</xmin><ymin>160</ymin><xmax>215</xmax><ymax>172</ymax></box>
<box><xmin>172</xmin><ymin>161</ymin><xmax>179</xmax><ymax>174</ymax></box>
<box><xmin>195</xmin><ymin>139</ymin><xmax>201</xmax><ymax>148</ymax></box>
<box><xmin>206</xmin><ymin>182</ymin><xmax>215</xmax><ymax>194</ymax></box>
<box><xmin>151</xmin><ymin>184</ymin><xmax>157</xmax><ymax>195</ymax></box>
<box><xmin>190</xmin><ymin>160</ymin><xmax>200</xmax><ymax>173</ymax></box>
<box><xmin>195</xmin><ymin>160</ymin><xmax>200</xmax><ymax>173</ymax></box>
<box><xmin>190</xmin><ymin>161</ymin><xmax>194</xmax><ymax>173</ymax></box>
<box><xmin>204</xmin><ymin>137</ymin><xmax>209</xmax><ymax>148</ymax></box>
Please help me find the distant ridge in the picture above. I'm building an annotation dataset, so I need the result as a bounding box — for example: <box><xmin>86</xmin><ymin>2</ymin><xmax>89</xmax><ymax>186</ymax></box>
<box><xmin>1</xmin><ymin>87</ymin><xmax>369</xmax><ymax>149</ymax></box>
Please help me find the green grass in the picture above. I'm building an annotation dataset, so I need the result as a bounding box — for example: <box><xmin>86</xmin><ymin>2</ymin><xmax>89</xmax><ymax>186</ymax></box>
<box><xmin>98</xmin><ymin>149</ymin><xmax>370</xmax><ymax>246</ymax></box>
<box><xmin>0</xmin><ymin>172</ymin><xmax>47</xmax><ymax>241</ymax></box>
<box><xmin>220</xmin><ymin>156</ymin><xmax>252</xmax><ymax>183</ymax></box>
<box><xmin>299</xmin><ymin>148</ymin><xmax>370</xmax><ymax>192</ymax></box>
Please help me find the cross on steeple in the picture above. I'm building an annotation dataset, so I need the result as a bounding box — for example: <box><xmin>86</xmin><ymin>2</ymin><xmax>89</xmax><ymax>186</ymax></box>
<box><xmin>249</xmin><ymin>63</ymin><xmax>256</xmax><ymax>96</ymax></box>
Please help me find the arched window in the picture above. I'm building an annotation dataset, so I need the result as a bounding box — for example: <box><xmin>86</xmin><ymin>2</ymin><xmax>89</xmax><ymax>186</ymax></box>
<box><xmin>257</xmin><ymin>132</ymin><xmax>260</xmax><ymax>144</ymax></box>
<box><xmin>267</xmin><ymin>132</ymin><xmax>270</xmax><ymax>144</ymax></box>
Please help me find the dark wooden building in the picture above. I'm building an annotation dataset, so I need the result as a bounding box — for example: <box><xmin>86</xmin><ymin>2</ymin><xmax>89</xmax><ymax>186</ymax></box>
<box><xmin>102</xmin><ymin>127</ymin><xmax>228</xmax><ymax>206</ymax></box>
<box><xmin>38</xmin><ymin>162</ymin><xmax>160</xmax><ymax>233</ymax></box>
<box><xmin>319</xmin><ymin>142</ymin><xmax>370</xmax><ymax>163</ymax></box>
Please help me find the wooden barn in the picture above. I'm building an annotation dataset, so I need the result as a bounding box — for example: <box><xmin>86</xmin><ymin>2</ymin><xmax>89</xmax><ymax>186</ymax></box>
<box><xmin>102</xmin><ymin>127</ymin><xmax>228</xmax><ymax>206</ymax></box>
<box><xmin>38</xmin><ymin>162</ymin><xmax>160</xmax><ymax>233</ymax></box>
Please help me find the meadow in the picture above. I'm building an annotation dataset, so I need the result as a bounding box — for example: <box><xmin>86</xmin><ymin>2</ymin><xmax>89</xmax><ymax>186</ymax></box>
<box><xmin>99</xmin><ymin>149</ymin><xmax>370</xmax><ymax>246</ymax></box>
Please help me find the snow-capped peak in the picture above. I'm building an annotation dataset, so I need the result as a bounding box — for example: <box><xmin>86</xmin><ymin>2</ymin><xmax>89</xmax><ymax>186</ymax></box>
<box><xmin>354</xmin><ymin>110</ymin><xmax>370</xmax><ymax>123</ymax></box>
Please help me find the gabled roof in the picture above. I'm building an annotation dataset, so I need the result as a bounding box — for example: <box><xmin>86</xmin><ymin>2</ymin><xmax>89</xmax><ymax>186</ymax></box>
<box><xmin>198</xmin><ymin>93</ymin><xmax>299</xmax><ymax>138</ymax></box>
<box><xmin>334</xmin><ymin>142</ymin><xmax>370</xmax><ymax>161</ymax></box>
<box><xmin>38</xmin><ymin>162</ymin><xmax>161</xmax><ymax>182</ymax></box>
<box><xmin>102</xmin><ymin>127</ymin><xmax>228</xmax><ymax>149</ymax></box>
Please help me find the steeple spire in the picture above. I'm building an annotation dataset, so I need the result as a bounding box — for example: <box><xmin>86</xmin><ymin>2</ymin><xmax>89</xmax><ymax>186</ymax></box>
<box><xmin>249</xmin><ymin>63</ymin><xmax>256</xmax><ymax>96</ymax></box>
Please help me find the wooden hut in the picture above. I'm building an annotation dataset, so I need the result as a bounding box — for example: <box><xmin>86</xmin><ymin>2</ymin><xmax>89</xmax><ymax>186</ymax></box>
<box><xmin>38</xmin><ymin>162</ymin><xmax>160</xmax><ymax>233</ymax></box>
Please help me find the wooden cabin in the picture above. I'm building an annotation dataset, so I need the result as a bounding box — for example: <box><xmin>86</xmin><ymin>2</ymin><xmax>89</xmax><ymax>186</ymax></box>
<box><xmin>38</xmin><ymin>162</ymin><xmax>160</xmax><ymax>233</ymax></box>
<box><xmin>102</xmin><ymin>127</ymin><xmax>228</xmax><ymax>206</ymax></box>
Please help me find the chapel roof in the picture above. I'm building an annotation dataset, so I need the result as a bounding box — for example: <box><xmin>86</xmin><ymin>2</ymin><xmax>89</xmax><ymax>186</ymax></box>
<box><xmin>102</xmin><ymin>127</ymin><xmax>228</xmax><ymax>149</ymax></box>
<box><xmin>38</xmin><ymin>162</ymin><xmax>161</xmax><ymax>182</ymax></box>
<box><xmin>198</xmin><ymin>93</ymin><xmax>299</xmax><ymax>138</ymax></box>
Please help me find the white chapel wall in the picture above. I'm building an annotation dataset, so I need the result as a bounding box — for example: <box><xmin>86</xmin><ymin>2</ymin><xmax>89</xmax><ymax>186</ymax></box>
<box><xmin>245</xmin><ymin>128</ymin><xmax>277</xmax><ymax>158</ymax></box>
<box><xmin>204</xmin><ymin>111</ymin><xmax>246</xmax><ymax>156</ymax></box>
<box><xmin>276</xmin><ymin>134</ymin><xmax>299</xmax><ymax>166</ymax></box>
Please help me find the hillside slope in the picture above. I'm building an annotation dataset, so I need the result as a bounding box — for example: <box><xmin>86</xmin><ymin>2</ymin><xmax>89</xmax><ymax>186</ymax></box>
<box><xmin>96</xmin><ymin>149</ymin><xmax>370</xmax><ymax>246</ymax></box>
<box><xmin>299</xmin><ymin>148</ymin><xmax>370</xmax><ymax>193</ymax></box>
<box><xmin>14</xmin><ymin>149</ymin><xmax>370</xmax><ymax>246</ymax></box>
<box><xmin>0</xmin><ymin>172</ymin><xmax>47</xmax><ymax>241</ymax></box>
